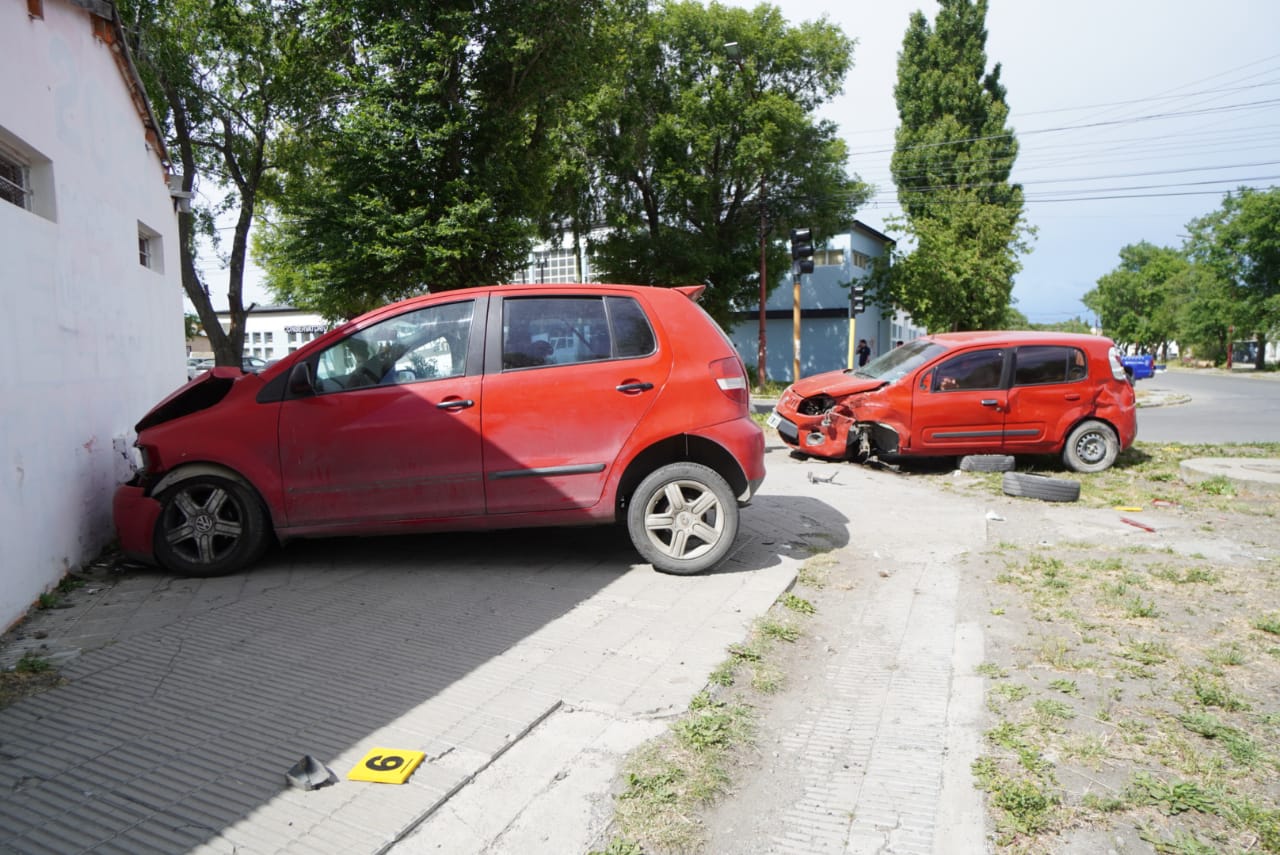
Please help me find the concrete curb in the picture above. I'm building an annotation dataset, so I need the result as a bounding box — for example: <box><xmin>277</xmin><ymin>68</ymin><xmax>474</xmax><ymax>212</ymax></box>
<box><xmin>1180</xmin><ymin>457</ymin><xmax>1280</xmax><ymax>495</ymax></box>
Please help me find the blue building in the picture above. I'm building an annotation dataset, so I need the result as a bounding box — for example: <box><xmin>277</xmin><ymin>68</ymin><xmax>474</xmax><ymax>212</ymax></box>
<box><xmin>521</xmin><ymin>219</ymin><xmax>926</xmax><ymax>383</ymax></box>
<box><xmin>728</xmin><ymin>220</ymin><xmax>926</xmax><ymax>383</ymax></box>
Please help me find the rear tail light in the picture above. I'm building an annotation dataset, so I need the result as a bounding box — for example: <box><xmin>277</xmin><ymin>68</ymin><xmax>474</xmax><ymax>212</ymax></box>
<box><xmin>710</xmin><ymin>356</ymin><xmax>750</xmax><ymax>408</ymax></box>
<box><xmin>1107</xmin><ymin>347</ymin><xmax>1129</xmax><ymax>382</ymax></box>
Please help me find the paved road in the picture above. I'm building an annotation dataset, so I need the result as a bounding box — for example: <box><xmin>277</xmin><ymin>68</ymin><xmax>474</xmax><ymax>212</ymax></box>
<box><xmin>1137</xmin><ymin>368</ymin><xmax>1280</xmax><ymax>443</ymax></box>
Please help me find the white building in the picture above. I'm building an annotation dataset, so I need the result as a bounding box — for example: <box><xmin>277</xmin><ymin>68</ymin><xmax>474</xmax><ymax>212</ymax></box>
<box><xmin>211</xmin><ymin>305</ymin><xmax>331</xmax><ymax>362</ymax></box>
<box><xmin>1</xmin><ymin>0</ymin><xmax>184</xmax><ymax>630</ymax></box>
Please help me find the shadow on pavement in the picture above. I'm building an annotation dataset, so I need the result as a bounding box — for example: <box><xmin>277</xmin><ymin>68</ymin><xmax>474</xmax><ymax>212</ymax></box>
<box><xmin>0</xmin><ymin>497</ymin><xmax>842</xmax><ymax>853</ymax></box>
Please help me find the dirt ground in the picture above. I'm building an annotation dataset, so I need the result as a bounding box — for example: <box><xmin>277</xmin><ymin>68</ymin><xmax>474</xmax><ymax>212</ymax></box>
<box><xmin>694</xmin><ymin>448</ymin><xmax>1280</xmax><ymax>854</ymax></box>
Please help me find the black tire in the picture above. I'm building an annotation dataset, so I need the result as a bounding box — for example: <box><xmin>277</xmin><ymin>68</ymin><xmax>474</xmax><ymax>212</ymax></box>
<box><xmin>626</xmin><ymin>463</ymin><xmax>739</xmax><ymax>576</ymax></box>
<box><xmin>1001</xmin><ymin>472</ymin><xmax>1081</xmax><ymax>503</ymax></box>
<box><xmin>1062</xmin><ymin>420</ymin><xmax>1120</xmax><ymax>473</ymax></box>
<box><xmin>959</xmin><ymin>454</ymin><xmax>1016</xmax><ymax>473</ymax></box>
<box><xmin>153</xmin><ymin>475</ymin><xmax>270</xmax><ymax>576</ymax></box>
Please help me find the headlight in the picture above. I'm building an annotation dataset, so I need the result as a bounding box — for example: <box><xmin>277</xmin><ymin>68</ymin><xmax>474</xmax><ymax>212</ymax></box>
<box><xmin>798</xmin><ymin>394</ymin><xmax>836</xmax><ymax>416</ymax></box>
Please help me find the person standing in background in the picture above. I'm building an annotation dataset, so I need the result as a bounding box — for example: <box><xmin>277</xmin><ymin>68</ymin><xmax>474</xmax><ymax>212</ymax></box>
<box><xmin>856</xmin><ymin>338</ymin><xmax>871</xmax><ymax>367</ymax></box>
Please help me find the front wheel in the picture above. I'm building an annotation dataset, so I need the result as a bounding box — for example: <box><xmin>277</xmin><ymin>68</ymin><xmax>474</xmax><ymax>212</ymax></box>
<box><xmin>1062</xmin><ymin>420</ymin><xmax>1119</xmax><ymax>473</ymax></box>
<box><xmin>153</xmin><ymin>474</ymin><xmax>270</xmax><ymax>577</ymax></box>
<box><xmin>626</xmin><ymin>463</ymin><xmax>739</xmax><ymax>576</ymax></box>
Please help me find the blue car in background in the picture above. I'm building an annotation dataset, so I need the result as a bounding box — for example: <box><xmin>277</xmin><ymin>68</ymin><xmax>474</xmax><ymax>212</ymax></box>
<box><xmin>1121</xmin><ymin>354</ymin><xmax>1156</xmax><ymax>380</ymax></box>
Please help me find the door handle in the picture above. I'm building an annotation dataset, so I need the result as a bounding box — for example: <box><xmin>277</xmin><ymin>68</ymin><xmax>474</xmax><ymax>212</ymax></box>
<box><xmin>980</xmin><ymin>399</ymin><xmax>999</xmax><ymax>407</ymax></box>
<box><xmin>615</xmin><ymin>382</ymin><xmax>654</xmax><ymax>394</ymax></box>
<box><xmin>437</xmin><ymin>399</ymin><xmax>475</xmax><ymax>411</ymax></box>
<box><xmin>1064</xmin><ymin>393</ymin><xmax>1081</xmax><ymax>401</ymax></box>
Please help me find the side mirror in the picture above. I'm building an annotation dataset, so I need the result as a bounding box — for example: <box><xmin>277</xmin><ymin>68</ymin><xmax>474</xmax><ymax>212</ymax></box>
<box><xmin>919</xmin><ymin>370</ymin><xmax>932</xmax><ymax>391</ymax></box>
<box><xmin>288</xmin><ymin>362</ymin><xmax>316</xmax><ymax>398</ymax></box>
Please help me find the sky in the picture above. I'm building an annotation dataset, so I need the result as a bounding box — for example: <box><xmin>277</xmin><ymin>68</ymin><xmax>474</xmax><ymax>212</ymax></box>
<box><xmin>211</xmin><ymin>1</ymin><xmax>1280</xmax><ymax>326</ymax></box>
<box><xmin>751</xmin><ymin>0</ymin><xmax>1280</xmax><ymax>324</ymax></box>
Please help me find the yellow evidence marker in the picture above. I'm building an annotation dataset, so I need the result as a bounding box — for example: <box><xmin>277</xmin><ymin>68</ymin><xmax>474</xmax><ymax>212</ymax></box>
<box><xmin>348</xmin><ymin>748</ymin><xmax>426</xmax><ymax>784</ymax></box>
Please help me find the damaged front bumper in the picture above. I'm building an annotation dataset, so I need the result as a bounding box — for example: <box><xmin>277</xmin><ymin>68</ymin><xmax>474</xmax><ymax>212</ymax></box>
<box><xmin>769</xmin><ymin>407</ymin><xmax>860</xmax><ymax>459</ymax></box>
<box><xmin>113</xmin><ymin>480</ymin><xmax>161</xmax><ymax>565</ymax></box>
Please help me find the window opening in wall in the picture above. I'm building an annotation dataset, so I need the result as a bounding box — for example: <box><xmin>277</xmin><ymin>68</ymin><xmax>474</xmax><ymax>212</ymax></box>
<box><xmin>0</xmin><ymin>130</ymin><xmax>55</xmax><ymax>221</ymax></box>
<box><xmin>138</xmin><ymin>221</ymin><xmax>163</xmax><ymax>271</ymax></box>
<box><xmin>0</xmin><ymin>148</ymin><xmax>31</xmax><ymax>210</ymax></box>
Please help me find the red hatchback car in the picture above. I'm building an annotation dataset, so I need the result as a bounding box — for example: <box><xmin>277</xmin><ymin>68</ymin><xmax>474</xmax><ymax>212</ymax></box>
<box><xmin>770</xmin><ymin>331</ymin><xmax>1137</xmax><ymax>472</ymax></box>
<box><xmin>115</xmin><ymin>284</ymin><xmax>765</xmax><ymax>577</ymax></box>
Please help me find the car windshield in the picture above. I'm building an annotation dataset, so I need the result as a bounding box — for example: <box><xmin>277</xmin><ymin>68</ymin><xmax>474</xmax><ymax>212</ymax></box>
<box><xmin>851</xmin><ymin>339</ymin><xmax>948</xmax><ymax>382</ymax></box>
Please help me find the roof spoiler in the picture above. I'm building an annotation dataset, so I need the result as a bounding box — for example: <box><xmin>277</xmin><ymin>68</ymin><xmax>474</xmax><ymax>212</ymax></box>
<box><xmin>674</xmin><ymin>284</ymin><xmax>706</xmax><ymax>302</ymax></box>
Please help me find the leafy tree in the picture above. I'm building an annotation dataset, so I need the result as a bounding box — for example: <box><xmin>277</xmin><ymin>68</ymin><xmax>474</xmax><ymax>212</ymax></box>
<box><xmin>1168</xmin><ymin>262</ymin><xmax>1234</xmax><ymax>364</ymax></box>
<box><xmin>566</xmin><ymin>1</ymin><xmax>869</xmax><ymax>329</ymax></box>
<box><xmin>257</xmin><ymin>0</ymin><xmax>620</xmax><ymax>321</ymax></box>
<box><xmin>120</xmin><ymin>0</ymin><xmax>345</xmax><ymax>364</ymax></box>
<box><xmin>1035</xmin><ymin>317</ymin><xmax>1092</xmax><ymax>334</ymax></box>
<box><xmin>1083</xmin><ymin>242</ymin><xmax>1184</xmax><ymax>356</ymax></box>
<box><xmin>1184</xmin><ymin>186</ymin><xmax>1280</xmax><ymax>369</ymax></box>
<box><xmin>874</xmin><ymin>0</ymin><xmax>1031</xmax><ymax>332</ymax></box>
<box><xmin>997</xmin><ymin>305</ymin><xmax>1029</xmax><ymax>329</ymax></box>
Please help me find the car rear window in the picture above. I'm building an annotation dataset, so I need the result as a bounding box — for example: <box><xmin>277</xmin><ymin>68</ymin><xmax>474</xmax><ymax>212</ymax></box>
<box><xmin>1013</xmin><ymin>346</ymin><xmax>1087</xmax><ymax>386</ymax></box>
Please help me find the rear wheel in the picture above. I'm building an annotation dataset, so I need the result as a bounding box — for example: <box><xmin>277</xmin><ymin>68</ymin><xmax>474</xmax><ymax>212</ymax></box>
<box><xmin>627</xmin><ymin>463</ymin><xmax>738</xmax><ymax>575</ymax></box>
<box><xmin>153</xmin><ymin>475</ymin><xmax>270</xmax><ymax>576</ymax></box>
<box><xmin>1062</xmin><ymin>420</ymin><xmax>1119</xmax><ymax>473</ymax></box>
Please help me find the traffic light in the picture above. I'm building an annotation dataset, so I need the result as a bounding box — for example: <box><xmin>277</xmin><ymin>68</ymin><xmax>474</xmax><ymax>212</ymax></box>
<box><xmin>850</xmin><ymin>283</ymin><xmax>866</xmax><ymax>315</ymax></box>
<box><xmin>789</xmin><ymin>228</ymin><xmax>814</xmax><ymax>274</ymax></box>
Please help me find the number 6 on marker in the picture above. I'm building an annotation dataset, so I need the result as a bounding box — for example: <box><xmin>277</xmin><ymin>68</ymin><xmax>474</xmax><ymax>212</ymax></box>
<box><xmin>348</xmin><ymin>747</ymin><xmax>425</xmax><ymax>784</ymax></box>
<box><xmin>365</xmin><ymin>754</ymin><xmax>404</xmax><ymax>771</ymax></box>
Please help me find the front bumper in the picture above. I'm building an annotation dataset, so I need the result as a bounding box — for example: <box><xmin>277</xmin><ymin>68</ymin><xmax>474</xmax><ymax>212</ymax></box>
<box><xmin>769</xmin><ymin>409</ymin><xmax>853</xmax><ymax>459</ymax></box>
<box><xmin>113</xmin><ymin>482</ymin><xmax>161</xmax><ymax>564</ymax></box>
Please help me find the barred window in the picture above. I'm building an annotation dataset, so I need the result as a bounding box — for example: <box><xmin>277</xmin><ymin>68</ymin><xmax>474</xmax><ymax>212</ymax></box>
<box><xmin>0</xmin><ymin>148</ymin><xmax>31</xmax><ymax>210</ymax></box>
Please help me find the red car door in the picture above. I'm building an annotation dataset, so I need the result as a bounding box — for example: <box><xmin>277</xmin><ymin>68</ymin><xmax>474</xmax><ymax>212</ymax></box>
<box><xmin>1003</xmin><ymin>344</ymin><xmax>1092</xmax><ymax>453</ymax></box>
<box><xmin>908</xmin><ymin>348</ymin><xmax>1008</xmax><ymax>453</ymax></box>
<box><xmin>480</xmin><ymin>293</ymin><xmax>670</xmax><ymax>515</ymax></box>
<box><xmin>277</xmin><ymin>298</ymin><xmax>486</xmax><ymax>529</ymax></box>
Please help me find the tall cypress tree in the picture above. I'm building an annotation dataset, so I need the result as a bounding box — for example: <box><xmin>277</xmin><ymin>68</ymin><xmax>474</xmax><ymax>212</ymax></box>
<box><xmin>880</xmin><ymin>0</ymin><xmax>1030</xmax><ymax>331</ymax></box>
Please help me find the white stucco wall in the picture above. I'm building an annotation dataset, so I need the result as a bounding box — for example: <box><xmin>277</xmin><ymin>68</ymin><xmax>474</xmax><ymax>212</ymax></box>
<box><xmin>1</xmin><ymin>0</ymin><xmax>184</xmax><ymax>630</ymax></box>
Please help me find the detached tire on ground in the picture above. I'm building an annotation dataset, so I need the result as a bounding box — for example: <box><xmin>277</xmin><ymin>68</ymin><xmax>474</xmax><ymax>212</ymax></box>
<box><xmin>153</xmin><ymin>474</ymin><xmax>271</xmax><ymax>576</ymax></box>
<box><xmin>959</xmin><ymin>454</ymin><xmax>1016</xmax><ymax>472</ymax></box>
<box><xmin>627</xmin><ymin>462</ymin><xmax>738</xmax><ymax>576</ymax></box>
<box><xmin>1001</xmin><ymin>472</ymin><xmax>1081</xmax><ymax>503</ymax></box>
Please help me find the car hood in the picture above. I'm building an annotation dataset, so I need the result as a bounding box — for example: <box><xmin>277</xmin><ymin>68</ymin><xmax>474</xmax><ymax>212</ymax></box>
<box><xmin>136</xmin><ymin>367</ymin><xmax>258</xmax><ymax>432</ymax></box>
<box><xmin>790</xmin><ymin>369</ymin><xmax>887</xmax><ymax>398</ymax></box>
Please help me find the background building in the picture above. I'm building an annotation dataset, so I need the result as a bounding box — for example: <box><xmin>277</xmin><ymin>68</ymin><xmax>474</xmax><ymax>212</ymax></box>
<box><xmin>728</xmin><ymin>220</ymin><xmax>926</xmax><ymax>382</ymax></box>
<box><xmin>208</xmin><ymin>305</ymin><xmax>330</xmax><ymax>363</ymax></box>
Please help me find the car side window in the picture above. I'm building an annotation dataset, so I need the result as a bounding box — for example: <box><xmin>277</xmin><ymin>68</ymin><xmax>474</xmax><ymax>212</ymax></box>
<box><xmin>314</xmin><ymin>300</ymin><xmax>474</xmax><ymax>393</ymax></box>
<box><xmin>606</xmin><ymin>296</ymin><xmax>656</xmax><ymax>358</ymax></box>
<box><xmin>934</xmin><ymin>349</ymin><xmax>1005</xmax><ymax>392</ymax></box>
<box><xmin>1013</xmin><ymin>346</ymin><xmax>1085</xmax><ymax>386</ymax></box>
<box><xmin>502</xmin><ymin>296</ymin><xmax>615</xmax><ymax>369</ymax></box>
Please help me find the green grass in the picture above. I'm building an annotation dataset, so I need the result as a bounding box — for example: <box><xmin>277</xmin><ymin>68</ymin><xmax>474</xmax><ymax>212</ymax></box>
<box><xmin>15</xmin><ymin>653</ymin><xmax>53</xmax><ymax>674</ymax></box>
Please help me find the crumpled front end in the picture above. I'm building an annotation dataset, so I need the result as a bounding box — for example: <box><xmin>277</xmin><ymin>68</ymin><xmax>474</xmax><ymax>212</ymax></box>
<box><xmin>773</xmin><ymin>388</ymin><xmax>863</xmax><ymax>459</ymax></box>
